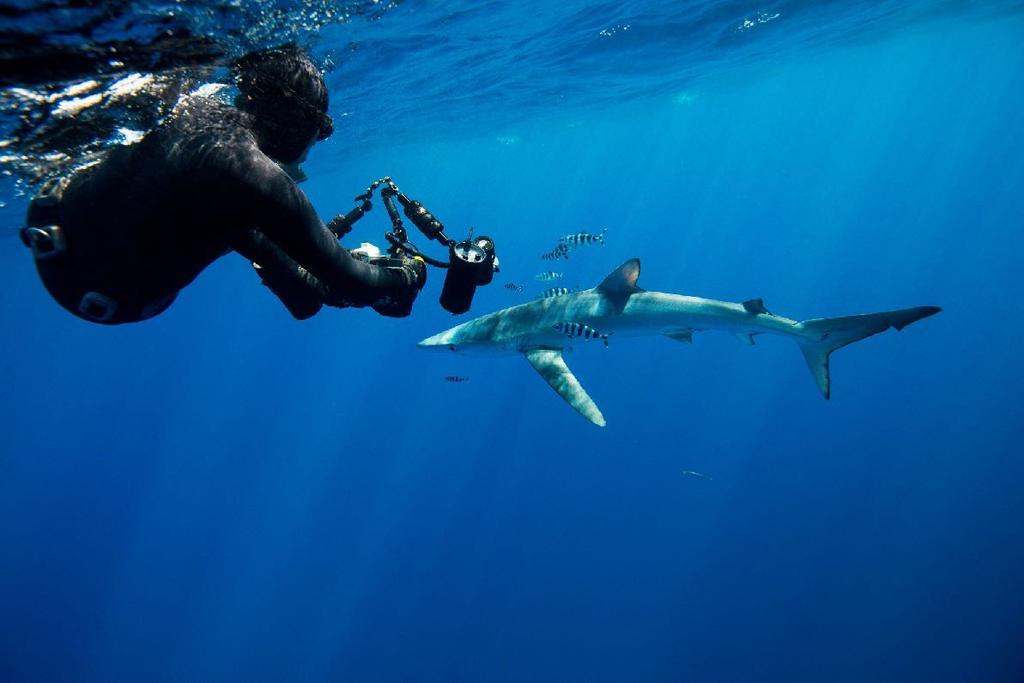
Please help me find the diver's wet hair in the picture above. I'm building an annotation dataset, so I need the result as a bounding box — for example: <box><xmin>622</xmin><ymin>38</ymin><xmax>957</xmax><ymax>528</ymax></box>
<box><xmin>231</xmin><ymin>44</ymin><xmax>333</xmax><ymax>141</ymax></box>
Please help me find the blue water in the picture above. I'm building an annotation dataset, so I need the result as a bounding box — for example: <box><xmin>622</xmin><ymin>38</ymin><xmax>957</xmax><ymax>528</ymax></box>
<box><xmin>2</xmin><ymin>2</ymin><xmax>1024</xmax><ymax>682</ymax></box>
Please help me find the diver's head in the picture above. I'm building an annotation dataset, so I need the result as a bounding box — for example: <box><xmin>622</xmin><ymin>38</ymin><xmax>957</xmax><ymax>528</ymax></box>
<box><xmin>232</xmin><ymin>44</ymin><xmax>334</xmax><ymax>164</ymax></box>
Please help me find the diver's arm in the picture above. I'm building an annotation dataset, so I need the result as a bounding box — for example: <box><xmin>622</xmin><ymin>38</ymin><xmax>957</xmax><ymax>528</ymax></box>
<box><xmin>232</xmin><ymin>228</ymin><xmax>326</xmax><ymax>319</ymax></box>
<box><xmin>229</xmin><ymin>147</ymin><xmax>416</xmax><ymax>308</ymax></box>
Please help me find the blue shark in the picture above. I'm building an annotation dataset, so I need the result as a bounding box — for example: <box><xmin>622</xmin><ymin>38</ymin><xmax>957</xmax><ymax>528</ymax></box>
<box><xmin>418</xmin><ymin>259</ymin><xmax>940</xmax><ymax>427</ymax></box>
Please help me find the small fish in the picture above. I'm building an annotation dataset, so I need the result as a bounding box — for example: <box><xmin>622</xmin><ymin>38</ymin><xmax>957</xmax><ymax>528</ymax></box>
<box><xmin>503</xmin><ymin>282</ymin><xmax>525</xmax><ymax>293</ymax></box>
<box><xmin>682</xmin><ymin>470</ymin><xmax>712</xmax><ymax>481</ymax></box>
<box><xmin>444</xmin><ymin>375</ymin><xmax>469</xmax><ymax>383</ymax></box>
<box><xmin>560</xmin><ymin>227</ymin><xmax>607</xmax><ymax>248</ymax></box>
<box><xmin>541</xmin><ymin>286</ymin><xmax>578</xmax><ymax>298</ymax></box>
<box><xmin>535</xmin><ymin>271</ymin><xmax>564</xmax><ymax>281</ymax></box>
<box><xmin>552</xmin><ymin>321</ymin><xmax>610</xmax><ymax>346</ymax></box>
<box><xmin>541</xmin><ymin>243</ymin><xmax>570</xmax><ymax>260</ymax></box>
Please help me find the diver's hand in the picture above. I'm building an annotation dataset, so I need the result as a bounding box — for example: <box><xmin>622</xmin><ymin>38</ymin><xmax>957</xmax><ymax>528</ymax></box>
<box><xmin>372</xmin><ymin>256</ymin><xmax>426</xmax><ymax>318</ymax></box>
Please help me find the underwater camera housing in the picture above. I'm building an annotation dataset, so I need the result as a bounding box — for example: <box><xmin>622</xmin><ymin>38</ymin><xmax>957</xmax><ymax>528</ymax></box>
<box><xmin>440</xmin><ymin>235</ymin><xmax>496</xmax><ymax>314</ymax></box>
<box><xmin>332</xmin><ymin>178</ymin><xmax>499</xmax><ymax>314</ymax></box>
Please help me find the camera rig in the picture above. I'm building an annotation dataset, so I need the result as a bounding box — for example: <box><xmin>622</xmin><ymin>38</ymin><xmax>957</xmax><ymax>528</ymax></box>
<box><xmin>327</xmin><ymin>177</ymin><xmax>498</xmax><ymax>314</ymax></box>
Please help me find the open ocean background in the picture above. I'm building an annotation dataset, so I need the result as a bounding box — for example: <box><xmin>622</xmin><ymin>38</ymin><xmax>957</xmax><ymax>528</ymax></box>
<box><xmin>2</xmin><ymin>2</ymin><xmax>1023</xmax><ymax>681</ymax></box>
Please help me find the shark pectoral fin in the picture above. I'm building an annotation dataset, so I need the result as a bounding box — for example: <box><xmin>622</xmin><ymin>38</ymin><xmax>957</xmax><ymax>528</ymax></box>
<box><xmin>663</xmin><ymin>328</ymin><xmax>694</xmax><ymax>344</ymax></box>
<box><xmin>523</xmin><ymin>348</ymin><xmax>606</xmax><ymax>427</ymax></box>
<box><xmin>735</xmin><ymin>332</ymin><xmax>757</xmax><ymax>345</ymax></box>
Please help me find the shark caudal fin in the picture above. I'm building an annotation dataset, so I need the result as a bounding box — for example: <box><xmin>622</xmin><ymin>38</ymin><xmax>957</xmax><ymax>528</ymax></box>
<box><xmin>795</xmin><ymin>305</ymin><xmax>941</xmax><ymax>399</ymax></box>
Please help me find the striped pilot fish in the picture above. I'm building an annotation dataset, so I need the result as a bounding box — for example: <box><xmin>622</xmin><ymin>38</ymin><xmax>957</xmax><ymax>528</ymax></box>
<box><xmin>553</xmin><ymin>321</ymin><xmax>611</xmax><ymax>347</ymax></box>
<box><xmin>503</xmin><ymin>282</ymin><xmax>525</xmax><ymax>292</ymax></box>
<box><xmin>560</xmin><ymin>227</ymin><xmax>607</xmax><ymax>248</ymax></box>
<box><xmin>541</xmin><ymin>286</ymin><xmax>578</xmax><ymax>298</ymax></box>
<box><xmin>535</xmin><ymin>271</ymin><xmax>564</xmax><ymax>281</ymax></box>
<box><xmin>541</xmin><ymin>243</ymin><xmax>570</xmax><ymax>260</ymax></box>
<box><xmin>444</xmin><ymin>375</ymin><xmax>469</xmax><ymax>383</ymax></box>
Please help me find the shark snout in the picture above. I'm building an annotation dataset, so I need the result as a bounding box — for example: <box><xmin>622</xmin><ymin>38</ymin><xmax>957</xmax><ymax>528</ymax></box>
<box><xmin>417</xmin><ymin>330</ymin><xmax>453</xmax><ymax>350</ymax></box>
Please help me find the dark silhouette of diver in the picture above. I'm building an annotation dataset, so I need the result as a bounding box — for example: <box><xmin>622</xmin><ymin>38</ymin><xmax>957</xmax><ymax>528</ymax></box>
<box><xmin>20</xmin><ymin>45</ymin><xmax>425</xmax><ymax>324</ymax></box>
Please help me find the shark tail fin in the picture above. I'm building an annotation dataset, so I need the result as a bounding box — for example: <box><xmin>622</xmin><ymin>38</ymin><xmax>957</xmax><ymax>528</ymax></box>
<box><xmin>795</xmin><ymin>306</ymin><xmax>941</xmax><ymax>399</ymax></box>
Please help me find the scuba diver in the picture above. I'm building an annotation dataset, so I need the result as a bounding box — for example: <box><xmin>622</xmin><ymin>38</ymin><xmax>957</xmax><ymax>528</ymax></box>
<box><xmin>19</xmin><ymin>44</ymin><xmax>425</xmax><ymax>324</ymax></box>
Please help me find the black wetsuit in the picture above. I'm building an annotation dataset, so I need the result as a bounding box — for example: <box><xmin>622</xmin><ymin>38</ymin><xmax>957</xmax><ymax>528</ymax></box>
<box><xmin>24</xmin><ymin>99</ymin><xmax>416</xmax><ymax>324</ymax></box>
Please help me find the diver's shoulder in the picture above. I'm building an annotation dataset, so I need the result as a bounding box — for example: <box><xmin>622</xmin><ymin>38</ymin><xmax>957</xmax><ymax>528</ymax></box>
<box><xmin>161</xmin><ymin>98</ymin><xmax>250</xmax><ymax>140</ymax></box>
<box><xmin>156</xmin><ymin>100</ymin><xmax>258</xmax><ymax>172</ymax></box>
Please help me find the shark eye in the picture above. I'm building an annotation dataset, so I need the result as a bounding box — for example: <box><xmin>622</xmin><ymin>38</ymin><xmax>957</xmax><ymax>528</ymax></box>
<box><xmin>448</xmin><ymin>344</ymin><xmax>457</xmax><ymax>351</ymax></box>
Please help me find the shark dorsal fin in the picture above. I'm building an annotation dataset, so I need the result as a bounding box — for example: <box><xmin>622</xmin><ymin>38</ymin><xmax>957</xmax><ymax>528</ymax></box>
<box><xmin>597</xmin><ymin>258</ymin><xmax>643</xmax><ymax>313</ymax></box>
<box><xmin>523</xmin><ymin>348</ymin><xmax>606</xmax><ymax>427</ymax></box>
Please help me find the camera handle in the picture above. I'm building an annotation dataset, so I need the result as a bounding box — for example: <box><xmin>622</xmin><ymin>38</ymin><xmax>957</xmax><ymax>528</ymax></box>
<box><xmin>328</xmin><ymin>177</ymin><xmax>452</xmax><ymax>269</ymax></box>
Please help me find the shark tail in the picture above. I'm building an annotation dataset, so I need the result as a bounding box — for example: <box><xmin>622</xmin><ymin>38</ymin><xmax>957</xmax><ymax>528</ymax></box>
<box><xmin>795</xmin><ymin>306</ymin><xmax>941</xmax><ymax>399</ymax></box>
